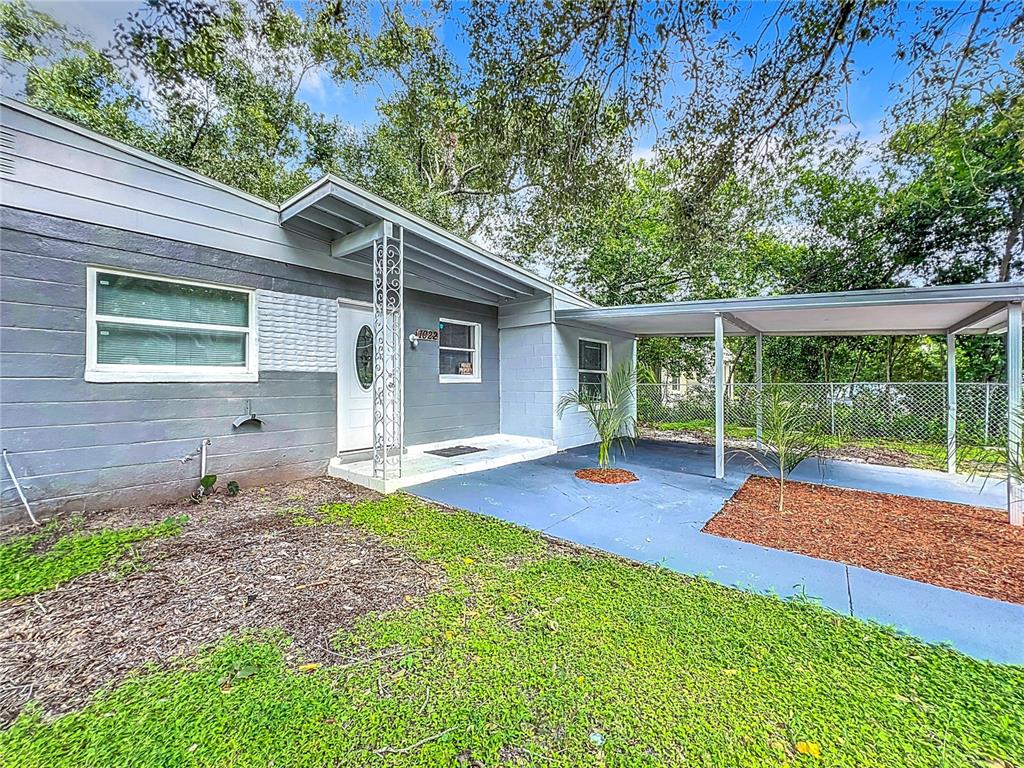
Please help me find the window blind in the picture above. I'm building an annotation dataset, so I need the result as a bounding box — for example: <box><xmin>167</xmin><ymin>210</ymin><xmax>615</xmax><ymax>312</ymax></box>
<box><xmin>96</xmin><ymin>272</ymin><xmax>249</xmax><ymax>327</ymax></box>
<box><xmin>96</xmin><ymin>322</ymin><xmax>247</xmax><ymax>367</ymax></box>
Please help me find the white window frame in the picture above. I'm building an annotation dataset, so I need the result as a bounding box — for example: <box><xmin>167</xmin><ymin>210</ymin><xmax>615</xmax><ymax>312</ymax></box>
<box><xmin>85</xmin><ymin>266</ymin><xmax>259</xmax><ymax>383</ymax></box>
<box><xmin>578</xmin><ymin>336</ymin><xmax>610</xmax><ymax>405</ymax></box>
<box><xmin>438</xmin><ymin>317</ymin><xmax>481</xmax><ymax>384</ymax></box>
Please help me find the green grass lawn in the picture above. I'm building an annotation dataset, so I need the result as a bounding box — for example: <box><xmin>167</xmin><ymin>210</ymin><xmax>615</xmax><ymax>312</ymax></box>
<box><xmin>0</xmin><ymin>515</ymin><xmax>186</xmax><ymax>600</ymax></box>
<box><xmin>2</xmin><ymin>495</ymin><xmax>1022</xmax><ymax>767</ymax></box>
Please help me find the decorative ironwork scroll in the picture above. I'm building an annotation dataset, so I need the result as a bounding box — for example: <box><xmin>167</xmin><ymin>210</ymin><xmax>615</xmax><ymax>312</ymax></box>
<box><xmin>372</xmin><ymin>226</ymin><xmax>403</xmax><ymax>481</ymax></box>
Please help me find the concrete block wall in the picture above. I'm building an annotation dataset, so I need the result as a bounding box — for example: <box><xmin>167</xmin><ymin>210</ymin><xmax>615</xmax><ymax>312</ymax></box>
<box><xmin>0</xmin><ymin>208</ymin><xmax>366</xmax><ymax>523</ymax></box>
<box><xmin>498</xmin><ymin>323</ymin><xmax>555</xmax><ymax>440</ymax></box>
<box><xmin>553</xmin><ymin>323</ymin><xmax>636</xmax><ymax>450</ymax></box>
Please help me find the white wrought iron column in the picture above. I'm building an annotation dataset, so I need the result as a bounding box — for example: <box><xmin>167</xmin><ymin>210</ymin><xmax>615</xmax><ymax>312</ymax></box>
<box><xmin>714</xmin><ymin>313</ymin><xmax>725</xmax><ymax>479</ymax></box>
<box><xmin>946</xmin><ymin>331</ymin><xmax>957</xmax><ymax>474</ymax></box>
<box><xmin>1007</xmin><ymin>302</ymin><xmax>1022</xmax><ymax>526</ymax></box>
<box><xmin>755</xmin><ymin>332</ymin><xmax>763</xmax><ymax>451</ymax></box>
<box><xmin>372</xmin><ymin>223</ymin><xmax>404</xmax><ymax>485</ymax></box>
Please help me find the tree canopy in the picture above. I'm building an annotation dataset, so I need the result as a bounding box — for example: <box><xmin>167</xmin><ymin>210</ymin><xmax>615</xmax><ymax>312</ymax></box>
<box><xmin>1</xmin><ymin>0</ymin><xmax>1020</xmax><ymax>383</ymax></box>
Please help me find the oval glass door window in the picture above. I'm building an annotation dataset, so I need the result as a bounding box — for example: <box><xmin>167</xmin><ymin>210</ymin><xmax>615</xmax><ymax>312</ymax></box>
<box><xmin>355</xmin><ymin>325</ymin><xmax>373</xmax><ymax>390</ymax></box>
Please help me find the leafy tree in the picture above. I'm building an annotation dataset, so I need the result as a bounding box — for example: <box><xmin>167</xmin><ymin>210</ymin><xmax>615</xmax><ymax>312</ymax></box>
<box><xmin>888</xmin><ymin>83</ymin><xmax>1024</xmax><ymax>283</ymax></box>
<box><xmin>463</xmin><ymin>1</ymin><xmax>1019</xmax><ymax>240</ymax></box>
<box><xmin>4</xmin><ymin>0</ymin><xmax>352</xmax><ymax>202</ymax></box>
<box><xmin>330</xmin><ymin>3</ymin><xmax>634</xmax><ymax>245</ymax></box>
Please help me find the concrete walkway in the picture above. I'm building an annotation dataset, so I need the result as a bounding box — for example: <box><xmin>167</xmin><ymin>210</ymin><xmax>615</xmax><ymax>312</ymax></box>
<box><xmin>409</xmin><ymin>439</ymin><xmax>1024</xmax><ymax>665</ymax></box>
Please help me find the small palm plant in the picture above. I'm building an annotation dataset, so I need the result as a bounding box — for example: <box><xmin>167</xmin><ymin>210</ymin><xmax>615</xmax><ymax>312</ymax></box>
<box><xmin>736</xmin><ymin>384</ymin><xmax>825</xmax><ymax>511</ymax></box>
<box><xmin>960</xmin><ymin>407</ymin><xmax>1024</xmax><ymax>525</ymax></box>
<box><xmin>558</xmin><ymin>362</ymin><xmax>637</xmax><ymax>468</ymax></box>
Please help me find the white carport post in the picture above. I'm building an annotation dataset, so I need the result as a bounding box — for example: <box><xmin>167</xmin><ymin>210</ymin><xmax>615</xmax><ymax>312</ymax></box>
<box><xmin>714</xmin><ymin>313</ymin><xmax>725</xmax><ymax>479</ymax></box>
<box><xmin>946</xmin><ymin>332</ymin><xmax>957</xmax><ymax>474</ymax></box>
<box><xmin>1007</xmin><ymin>302</ymin><xmax>1022</xmax><ymax>526</ymax></box>
<box><xmin>755</xmin><ymin>332</ymin><xmax>763</xmax><ymax>451</ymax></box>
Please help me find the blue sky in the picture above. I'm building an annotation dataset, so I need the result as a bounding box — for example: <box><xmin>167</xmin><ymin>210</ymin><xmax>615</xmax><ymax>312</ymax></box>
<box><xmin>27</xmin><ymin>1</ymin><xmax>948</xmax><ymax>154</ymax></box>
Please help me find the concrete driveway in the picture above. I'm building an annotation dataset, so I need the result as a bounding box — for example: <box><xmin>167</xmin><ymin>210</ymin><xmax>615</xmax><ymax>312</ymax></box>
<box><xmin>409</xmin><ymin>439</ymin><xmax>1024</xmax><ymax>665</ymax></box>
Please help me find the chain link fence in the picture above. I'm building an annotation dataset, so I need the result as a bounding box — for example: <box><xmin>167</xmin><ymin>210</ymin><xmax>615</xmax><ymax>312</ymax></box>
<box><xmin>638</xmin><ymin>381</ymin><xmax>1009</xmax><ymax>449</ymax></box>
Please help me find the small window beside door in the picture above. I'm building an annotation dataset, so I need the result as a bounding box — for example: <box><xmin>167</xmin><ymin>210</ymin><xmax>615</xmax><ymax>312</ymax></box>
<box><xmin>439</xmin><ymin>318</ymin><xmax>481</xmax><ymax>383</ymax></box>
<box><xmin>578</xmin><ymin>338</ymin><xmax>609</xmax><ymax>403</ymax></box>
<box><xmin>85</xmin><ymin>267</ymin><xmax>257</xmax><ymax>383</ymax></box>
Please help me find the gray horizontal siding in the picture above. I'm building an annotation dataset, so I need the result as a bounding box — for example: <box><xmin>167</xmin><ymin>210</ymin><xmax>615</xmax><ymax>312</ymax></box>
<box><xmin>1</xmin><ymin>105</ymin><xmax>515</xmax><ymax>304</ymax></box>
<box><xmin>403</xmin><ymin>290</ymin><xmax>500</xmax><ymax>445</ymax></box>
<box><xmin>12</xmin><ymin>459</ymin><xmax>331</xmax><ymax>521</ymax></box>
<box><xmin>498</xmin><ymin>296</ymin><xmax>552</xmax><ymax>329</ymax></box>
<box><xmin>0</xmin><ymin>410</ymin><xmax>333</xmax><ymax>453</ymax></box>
<box><xmin>0</xmin><ymin>209</ymin><xmax>371</xmax><ymax>301</ymax></box>
<box><xmin>0</xmin><ymin>395</ymin><xmax>333</xmax><ymax>427</ymax></box>
<box><xmin>0</xmin><ymin>327</ymin><xmax>84</xmax><ymax>355</ymax></box>
<box><xmin>0</xmin><ymin>209</ymin><xmax>363</xmax><ymax>521</ymax></box>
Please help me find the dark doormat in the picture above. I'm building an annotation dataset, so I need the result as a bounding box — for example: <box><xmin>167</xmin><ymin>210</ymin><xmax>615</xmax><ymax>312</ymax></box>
<box><xmin>425</xmin><ymin>445</ymin><xmax>487</xmax><ymax>458</ymax></box>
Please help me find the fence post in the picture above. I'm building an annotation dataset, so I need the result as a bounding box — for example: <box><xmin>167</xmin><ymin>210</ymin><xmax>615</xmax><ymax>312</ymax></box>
<box><xmin>984</xmin><ymin>383</ymin><xmax>991</xmax><ymax>443</ymax></box>
<box><xmin>829</xmin><ymin>382</ymin><xmax>836</xmax><ymax>438</ymax></box>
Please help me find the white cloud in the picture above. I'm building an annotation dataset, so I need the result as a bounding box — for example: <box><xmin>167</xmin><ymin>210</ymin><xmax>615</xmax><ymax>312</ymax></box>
<box><xmin>28</xmin><ymin>0</ymin><xmax>141</xmax><ymax>48</ymax></box>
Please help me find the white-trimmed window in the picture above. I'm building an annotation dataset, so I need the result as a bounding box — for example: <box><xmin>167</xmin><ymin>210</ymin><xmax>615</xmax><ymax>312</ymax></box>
<box><xmin>85</xmin><ymin>267</ymin><xmax>258</xmax><ymax>383</ymax></box>
<box><xmin>438</xmin><ymin>318</ymin><xmax>481</xmax><ymax>383</ymax></box>
<box><xmin>578</xmin><ymin>338</ymin><xmax>609</xmax><ymax>402</ymax></box>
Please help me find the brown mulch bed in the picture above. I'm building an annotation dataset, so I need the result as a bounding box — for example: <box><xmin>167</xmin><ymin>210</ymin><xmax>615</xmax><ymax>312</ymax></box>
<box><xmin>0</xmin><ymin>477</ymin><xmax>441</xmax><ymax>724</ymax></box>
<box><xmin>574</xmin><ymin>468</ymin><xmax>639</xmax><ymax>485</ymax></box>
<box><xmin>704</xmin><ymin>475</ymin><xmax>1024</xmax><ymax>604</ymax></box>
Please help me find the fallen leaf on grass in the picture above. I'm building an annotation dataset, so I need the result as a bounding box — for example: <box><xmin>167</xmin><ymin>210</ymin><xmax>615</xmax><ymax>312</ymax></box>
<box><xmin>795</xmin><ymin>741</ymin><xmax>822</xmax><ymax>758</ymax></box>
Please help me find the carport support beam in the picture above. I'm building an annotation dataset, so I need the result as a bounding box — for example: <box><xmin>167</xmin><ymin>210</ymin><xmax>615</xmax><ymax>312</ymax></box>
<box><xmin>755</xmin><ymin>332</ymin><xmax>763</xmax><ymax>450</ymax></box>
<box><xmin>714</xmin><ymin>313</ymin><xmax>725</xmax><ymax>479</ymax></box>
<box><xmin>946</xmin><ymin>332</ymin><xmax>956</xmax><ymax>474</ymax></box>
<box><xmin>1008</xmin><ymin>302</ymin><xmax>1022</xmax><ymax>526</ymax></box>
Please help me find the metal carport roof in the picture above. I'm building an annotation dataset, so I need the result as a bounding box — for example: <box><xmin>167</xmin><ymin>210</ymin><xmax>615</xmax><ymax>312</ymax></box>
<box><xmin>555</xmin><ymin>283</ymin><xmax>1024</xmax><ymax>337</ymax></box>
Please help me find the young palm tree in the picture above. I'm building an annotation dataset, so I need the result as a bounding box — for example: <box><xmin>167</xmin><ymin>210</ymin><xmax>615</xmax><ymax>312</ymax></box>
<box><xmin>736</xmin><ymin>384</ymin><xmax>825</xmax><ymax>511</ymax></box>
<box><xmin>558</xmin><ymin>363</ymin><xmax>637</xmax><ymax>468</ymax></box>
<box><xmin>962</xmin><ymin>407</ymin><xmax>1024</xmax><ymax>525</ymax></box>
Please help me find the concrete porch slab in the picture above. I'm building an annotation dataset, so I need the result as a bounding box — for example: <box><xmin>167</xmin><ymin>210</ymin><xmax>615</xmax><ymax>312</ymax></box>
<box><xmin>328</xmin><ymin>433</ymin><xmax>558</xmax><ymax>493</ymax></box>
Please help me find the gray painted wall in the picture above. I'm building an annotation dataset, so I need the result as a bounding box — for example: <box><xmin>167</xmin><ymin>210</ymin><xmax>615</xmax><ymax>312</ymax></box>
<box><xmin>553</xmin><ymin>322</ymin><xmax>637</xmax><ymax>449</ymax></box>
<box><xmin>499</xmin><ymin>323</ymin><xmax>555</xmax><ymax>440</ymax></box>
<box><xmin>0</xmin><ymin>209</ymin><xmax>505</xmax><ymax>521</ymax></box>
<box><xmin>403</xmin><ymin>290</ymin><xmax>500</xmax><ymax>445</ymax></box>
<box><xmin>0</xmin><ymin>208</ymin><xmax>367</xmax><ymax>521</ymax></box>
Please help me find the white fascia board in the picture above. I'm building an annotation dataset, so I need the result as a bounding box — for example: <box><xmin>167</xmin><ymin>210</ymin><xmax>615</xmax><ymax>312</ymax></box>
<box><xmin>556</xmin><ymin>283</ymin><xmax>1024</xmax><ymax>331</ymax></box>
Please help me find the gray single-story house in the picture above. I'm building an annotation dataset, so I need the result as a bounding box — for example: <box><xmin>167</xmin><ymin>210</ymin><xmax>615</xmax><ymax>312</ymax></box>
<box><xmin>0</xmin><ymin>99</ymin><xmax>635</xmax><ymax>519</ymax></box>
<box><xmin>4</xmin><ymin>99</ymin><xmax>1024</xmax><ymax>527</ymax></box>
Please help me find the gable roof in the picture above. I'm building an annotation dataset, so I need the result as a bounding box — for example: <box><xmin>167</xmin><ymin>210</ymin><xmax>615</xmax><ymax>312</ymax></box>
<box><xmin>0</xmin><ymin>97</ymin><xmax>594</xmax><ymax>308</ymax></box>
